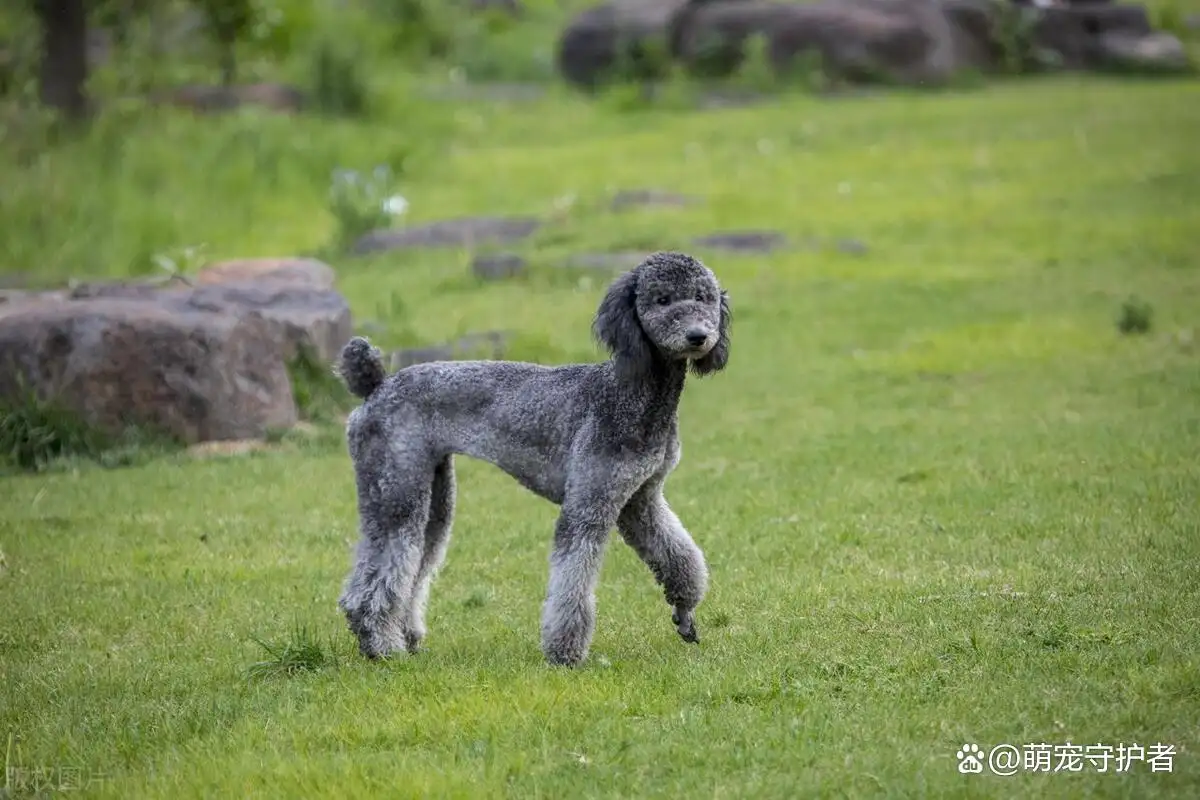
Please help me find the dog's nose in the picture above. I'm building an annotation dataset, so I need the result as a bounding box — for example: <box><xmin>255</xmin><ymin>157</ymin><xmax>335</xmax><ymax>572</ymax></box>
<box><xmin>685</xmin><ymin>329</ymin><xmax>709</xmax><ymax>347</ymax></box>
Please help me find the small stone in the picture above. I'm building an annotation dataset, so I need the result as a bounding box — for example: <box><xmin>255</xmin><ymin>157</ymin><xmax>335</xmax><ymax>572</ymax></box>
<box><xmin>390</xmin><ymin>345</ymin><xmax>455</xmax><ymax>370</ymax></box>
<box><xmin>149</xmin><ymin>82</ymin><xmax>305</xmax><ymax>114</ymax></box>
<box><xmin>561</xmin><ymin>252</ymin><xmax>651</xmax><ymax>271</ymax></box>
<box><xmin>389</xmin><ymin>330</ymin><xmax>509</xmax><ymax>370</ymax></box>
<box><xmin>692</xmin><ymin>231</ymin><xmax>787</xmax><ymax>253</ymax></box>
<box><xmin>452</xmin><ymin>330</ymin><xmax>509</xmax><ymax>359</ymax></box>
<box><xmin>834</xmin><ymin>238</ymin><xmax>869</xmax><ymax>255</ymax></box>
<box><xmin>353</xmin><ymin>216</ymin><xmax>541</xmax><ymax>254</ymax></box>
<box><xmin>472</xmin><ymin>253</ymin><xmax>528</xmax><ymax>281</ymax></box>
<box><xmin>609</xmin><ymin>190</ymin><xmax>698</xmax><ymax>212</ymax></box>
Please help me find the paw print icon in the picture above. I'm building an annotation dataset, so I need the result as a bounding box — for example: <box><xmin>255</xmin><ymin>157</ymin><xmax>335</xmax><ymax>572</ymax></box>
<box><xmin>957</xmin><ymin>743</ymin><xmax>985</xmax><ymax>774</ymax></box>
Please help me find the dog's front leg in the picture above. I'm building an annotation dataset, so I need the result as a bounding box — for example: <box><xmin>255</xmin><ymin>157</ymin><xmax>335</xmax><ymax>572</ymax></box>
<box><xmin>540</xmin><ymin>477</ymin><xmax>641</xmax><ymax>667</ymax></box>
<box><xmin>617</xmin><ymin>484</ymin><xmax>709</xmax><ymax>645</ymax></box>
<box><xmin>541</xmin><ymin>507</ymin><xmax>612</xmax><ymax>667</ymax></box>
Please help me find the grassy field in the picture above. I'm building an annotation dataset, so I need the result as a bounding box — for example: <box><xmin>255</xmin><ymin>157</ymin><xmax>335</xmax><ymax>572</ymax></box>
<box><xmin>2</xmin><ymin>5</ymin><xmax>1200</xmax><ymax>795</ymax></box>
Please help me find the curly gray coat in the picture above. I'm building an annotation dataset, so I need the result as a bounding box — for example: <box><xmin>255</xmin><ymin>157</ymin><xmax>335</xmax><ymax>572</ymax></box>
<box><xmin>336</xmin><ymin>251</ymin><xmax>731</xmax><ymax>666</ymax></box>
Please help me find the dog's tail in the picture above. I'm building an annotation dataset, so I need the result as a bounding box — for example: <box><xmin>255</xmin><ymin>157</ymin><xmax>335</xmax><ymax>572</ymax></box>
<box><xmin>337</xmin><ymin>337</ymin><xmax>387</xmax><ymax>400</ymax></box>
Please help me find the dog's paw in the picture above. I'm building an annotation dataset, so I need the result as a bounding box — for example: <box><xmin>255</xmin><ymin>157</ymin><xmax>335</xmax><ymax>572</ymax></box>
<box><xmin>544</xmin><ymin>650</ymin><xmax>588</xmax><ymax>668</ymax></box>
<box><xmin>672</xmin><ymin>609</ymin><xmax>700</xmax><ymax>644</ymax></box>
<box><xmin>358</xmin><ymin>641</ymin><xmax>389</xmax><ymax>660</ymax></box>
<box><xmin>542</xmin><ymin>635</ymin><xmax>590</xmax><ymax>667</ymax></box>
<box><xmin>356</xmin><ymin>631</ymin><xmax>409</xmax><ymax>661</ymax></box>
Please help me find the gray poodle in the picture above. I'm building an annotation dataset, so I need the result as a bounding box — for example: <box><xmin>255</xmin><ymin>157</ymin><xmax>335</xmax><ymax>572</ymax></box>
<box><xmin>336</xmin><ymin>251</ymin><xmax>731</xmax><ymax>666</ymax></box>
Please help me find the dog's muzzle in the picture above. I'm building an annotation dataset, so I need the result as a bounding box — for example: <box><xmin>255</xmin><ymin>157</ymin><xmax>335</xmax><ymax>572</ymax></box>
<box><xmin>681</xmin><ymin>328</ymin><xmax>714</xmax><ymax>357</ymax></box>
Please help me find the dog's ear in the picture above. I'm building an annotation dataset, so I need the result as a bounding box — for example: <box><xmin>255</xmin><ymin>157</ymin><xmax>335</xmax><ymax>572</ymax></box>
<box><xmin>594</xmin><ymin>268</ymin><xmax>653</xmax><ymax>382</ymax></box>
<box><xmin>691</xmin><ymin>289</ymin><xmax>730</xmax><ymax>377</ymax></box>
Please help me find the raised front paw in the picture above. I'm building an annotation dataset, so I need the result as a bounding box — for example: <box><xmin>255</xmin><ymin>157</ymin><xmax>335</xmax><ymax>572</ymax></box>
<box><xmin>672</xmin><ymin>608</ymin><xmax>700</xmax><ymax>644</ymax></box>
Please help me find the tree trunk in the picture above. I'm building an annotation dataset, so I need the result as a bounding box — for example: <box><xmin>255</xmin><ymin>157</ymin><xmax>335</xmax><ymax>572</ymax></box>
<box><xmin>218</xmin><ymin>42</ymin><xmax>237</xmax><ymax>87</ymax></box>
<box><xmin>33</xmin><ymin>0</ymin><xmax>90</xmax><ymax>120</ymax></box>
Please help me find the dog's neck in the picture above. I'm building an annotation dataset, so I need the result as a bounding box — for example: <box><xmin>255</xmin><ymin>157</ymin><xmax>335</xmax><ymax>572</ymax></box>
<box><xmin>611</xmin><ymin>353</ymin><xmax>687</xmax><ymax>433</ymax></box>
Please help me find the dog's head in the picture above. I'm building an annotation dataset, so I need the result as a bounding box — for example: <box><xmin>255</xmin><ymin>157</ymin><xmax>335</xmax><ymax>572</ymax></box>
<box><xmin>593</xmin><ymin>252</ymin><xmax>730</xmax><ymax>382</ymax></box>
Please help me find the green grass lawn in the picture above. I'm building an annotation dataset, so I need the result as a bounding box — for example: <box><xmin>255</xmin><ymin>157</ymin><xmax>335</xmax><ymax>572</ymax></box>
<box><xmin>2</xmin><ymin>62</ymin><xmax>1199</xmax><ymax>798</ymax></box>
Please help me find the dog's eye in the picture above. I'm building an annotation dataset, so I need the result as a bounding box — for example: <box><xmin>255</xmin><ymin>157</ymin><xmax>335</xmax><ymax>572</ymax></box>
<box><xmin>656</xmin><ymin>296</ymin><xmax>671</xmax><ymax>306</ymax></box>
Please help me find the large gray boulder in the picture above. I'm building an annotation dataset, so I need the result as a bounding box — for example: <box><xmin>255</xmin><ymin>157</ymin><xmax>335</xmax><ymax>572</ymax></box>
<box><xmin>671</xmin><ymin>0</ymin><xmax>994</xmax><ymax>85</ymax></box>
<box><xmin>1024</xmin><ymin>5</ymin><xmax>1189</xmax><ymax>73</ymax></box>
<box><xmin>63</xmin><ymin>264</ymin><xmax>353</xmax><ymax>364</ymax></box>
<box><xmin>556</xmin><ymin>0</ymin><xmax>691</xmax><ymax>89</ymax></box>
<box><xmin>664</xmin><ymin>0</ymin><xmax>1189</xmax><ymax>85</ymax></box>
<box><xmin>0</xmin><ymin>299</ymin><xmax>296</xmax><ymax>444</ymax></box>
<box><xmin>1095</xmin><ymin>30</ymin><xmax>1190</xmax><ymax>73</ymax></box>
<box><xmin>668</xmin><ymin>0</ymin><xmax>786</xmax><ymax>78</ymax></box>
<box><xmin>0</xmin><ymin>258</ymin><xmax>354</xmax><ymax>445</ymax></box>
<box><xmin>1030</xmin><ymin>4</ymin><xmax>1153</xmax><ymax>69</ymax></box>
<box><xmin>940</xmin><ymin>0</ymin><xmax>1005</xmax><ymax>69</ymax></box>
<box><xmin>179</xmin><ymin>282</ymin><xmax>353</xmax><ymax>364</ymax></box>
<box><xmin>196</xmin><ymin>257</ymin><xmax>337</xmax><ymax>291</ymax></box>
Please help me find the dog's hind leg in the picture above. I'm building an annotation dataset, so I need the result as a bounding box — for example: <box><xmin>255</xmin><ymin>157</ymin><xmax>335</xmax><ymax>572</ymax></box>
<box><xmin>339</xmin><ymin>442</ymin><xmax>433</xmax><ymax>659</ymax></box>
<box><xmin>405</xmin><ymin>455</ymin><xmax>455</xmax><ymax>653</ymax></box>
<box><xmin>617</xmin><ymin>481</ymin><xmax>709</xmax><ymax>645</ymax></box>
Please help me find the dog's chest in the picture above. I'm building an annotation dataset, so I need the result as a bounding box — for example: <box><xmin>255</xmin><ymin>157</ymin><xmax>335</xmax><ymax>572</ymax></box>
<box><xmin>649</xmin><ymin>434</ymin><xmax>681</xmax><ymax>479</ymax></box>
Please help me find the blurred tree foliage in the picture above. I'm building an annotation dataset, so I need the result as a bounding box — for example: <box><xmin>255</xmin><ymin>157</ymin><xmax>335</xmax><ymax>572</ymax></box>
<box><xmin>193</xmin><ymin>0</ymin><xmax>255</xmax><ymax>85</ymax></box>
<box><xmin>6</xmin><ymin>0</ymin><xmax>308</xmax><ymax>117</ymax></box>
